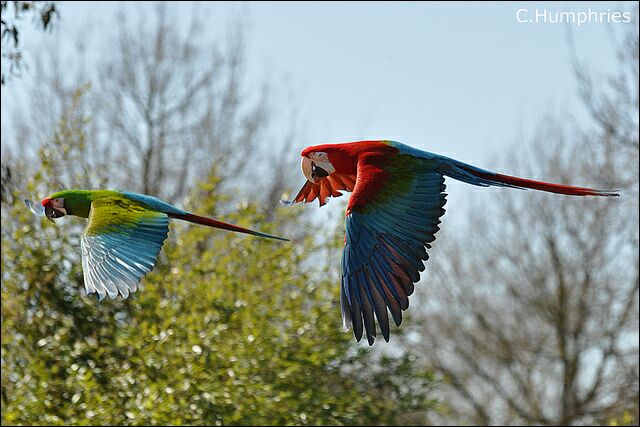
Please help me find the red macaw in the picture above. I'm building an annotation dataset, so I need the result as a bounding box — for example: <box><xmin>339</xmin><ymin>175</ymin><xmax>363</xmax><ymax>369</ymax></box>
<box><xmin>286</xmin><ymin>140</ymin><xmax>618</xmax><ymax>345</ymax></box>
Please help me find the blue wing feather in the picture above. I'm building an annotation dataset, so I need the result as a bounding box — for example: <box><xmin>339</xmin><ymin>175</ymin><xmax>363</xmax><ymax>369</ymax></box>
<box><xmin>341</xmin><ymin>160</ymin><xmax>447</xmax><ymax>344</ymax></box>
<box><xmin>121</xmin><ymin>191</ymin><xmax>187</xmax><ymax>215</ymax></box>
<box><xmin>82</xmin><ymin>212</ymin><xmax>169</xmax><ymax>301</ymax></box>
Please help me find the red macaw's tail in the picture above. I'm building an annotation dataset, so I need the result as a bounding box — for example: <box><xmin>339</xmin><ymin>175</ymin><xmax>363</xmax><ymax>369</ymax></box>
<box><xmin>438</xmin><ymin>158</ymin><xmax>620</xmax><ymax>197</ymax></box>
<box><xmin>168</xmin><ymin>212</ymin><xmax>289</xmax><ymax>241</ymax></box>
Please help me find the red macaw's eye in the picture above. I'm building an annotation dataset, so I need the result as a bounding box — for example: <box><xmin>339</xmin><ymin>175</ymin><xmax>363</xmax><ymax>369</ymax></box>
<box><xmin>312</xmin><ymin>151</ymin><xmax>329</xmax><ymax>162</ymax></box>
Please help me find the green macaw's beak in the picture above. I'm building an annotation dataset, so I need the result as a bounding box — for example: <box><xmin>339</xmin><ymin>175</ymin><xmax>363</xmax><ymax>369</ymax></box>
<box><xmin>24</xmin><ymin>199</ymin><xmax>61</xmax><ymax>223</ymax></box>
<box><xmin>45</xmin><ymin>205</ymin><xmax>58</xmax><ymax>222</ymax></box>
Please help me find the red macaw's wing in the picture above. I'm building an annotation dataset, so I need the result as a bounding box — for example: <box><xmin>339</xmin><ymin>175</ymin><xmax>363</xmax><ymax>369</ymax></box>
<box><xmin>291</xmin><ymin>173</ymin><xmax>357</xmax><ymax>206</ymax></box>
<box><xmin>341</xmin><ymin>155</ymin><xmax>447</xmax><ymax>345</ymax></box>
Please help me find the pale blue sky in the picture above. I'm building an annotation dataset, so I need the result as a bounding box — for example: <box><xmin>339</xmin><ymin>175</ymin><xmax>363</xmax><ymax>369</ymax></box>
<box><xmin>1</xmin><ymin>1</ymin><xmax>635</xmax><ymax>215</ymax></box>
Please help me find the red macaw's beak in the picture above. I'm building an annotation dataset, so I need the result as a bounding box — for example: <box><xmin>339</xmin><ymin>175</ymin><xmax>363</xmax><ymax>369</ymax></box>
<box><xmin>301</xmin><ymin>157</ymin><xmax>314</xmax><ymax>182</ymax></box>
<box><xmin>41</xmin><ymin>198</ymin><xmax>66</xmax><ymax>223</ymax></box>
<box><xmin>301</xmin><ymin>157</ymin><xmax>334</xmax><ymax>183</ymax></box>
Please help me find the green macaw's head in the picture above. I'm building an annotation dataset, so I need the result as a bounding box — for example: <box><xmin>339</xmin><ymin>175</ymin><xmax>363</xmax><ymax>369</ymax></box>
<box><xmin>26</xmin><ymin>190</ymin><xmax>93</xmax><ymax>222</ymax></box>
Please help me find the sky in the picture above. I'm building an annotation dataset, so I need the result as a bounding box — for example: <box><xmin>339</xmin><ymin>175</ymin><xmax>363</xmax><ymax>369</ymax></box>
<box><xmin>1</xmin><ymin>1</ymin><xmax>635</xmax><ymax>217</ymax></box>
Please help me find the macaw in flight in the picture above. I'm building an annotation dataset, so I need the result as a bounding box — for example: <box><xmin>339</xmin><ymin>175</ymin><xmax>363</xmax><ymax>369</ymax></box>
<box><xmin>25</xmin><ymin>190</ymin><xmax>288</xmax><ymax>301</ymax></box>
<box><xmin>286</xmin><ymin>140</ymin><xmax>618</xmax><ymax>345</ymax></box>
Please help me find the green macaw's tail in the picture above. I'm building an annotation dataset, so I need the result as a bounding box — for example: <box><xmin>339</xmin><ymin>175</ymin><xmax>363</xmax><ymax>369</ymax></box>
<box><xmin>168</xmin><ymin>212</ymin><xmax>289</xmax><ymax>242</ymax></box>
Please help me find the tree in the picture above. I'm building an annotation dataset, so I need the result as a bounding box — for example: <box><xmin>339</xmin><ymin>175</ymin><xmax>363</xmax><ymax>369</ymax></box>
<box><xmin>1</xmin><ymin>3</ymin><xmax>437</xmax><ymax>425</ymax></box>
<box><xmin>404</xmin><ymin>11</ymin><xmax>639</xmax><ymax>426</ymax></box>
<box><xmin>1</xmin><ymin>86</ymin><xmax>437</xmax><ymax>426</ymax></box>
<box><xmin>4</xmin><ymin>2</ymin><xmax>299</xmax><ymax>209</ymax></box>
<box><xmin>95</xmin><ymin>3</ymin><xmax>276</xmax><ymax>203</ymax></box>
<box><xmin>1</xmin><ymin>0</ymin><xmax>58</xmax><ymax>84</ymax></box>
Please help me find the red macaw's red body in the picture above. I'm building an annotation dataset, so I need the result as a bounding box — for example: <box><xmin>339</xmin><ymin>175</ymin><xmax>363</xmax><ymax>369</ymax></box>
<box><xmin>289</xmin><ymin>140</ymin><xmax>618</xmax><ymax>345</ymax></box>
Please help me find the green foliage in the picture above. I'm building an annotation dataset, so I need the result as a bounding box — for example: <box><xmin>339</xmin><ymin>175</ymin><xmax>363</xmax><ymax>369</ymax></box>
<box><xmin>1</xmin><ymin>89</ymin><xmax>436</xmax><ymax>425</ymax></box>
<box><xmin>608</xmin><ymin>411</ymin><xmax>638</xmax><ymax>427</ymax></box>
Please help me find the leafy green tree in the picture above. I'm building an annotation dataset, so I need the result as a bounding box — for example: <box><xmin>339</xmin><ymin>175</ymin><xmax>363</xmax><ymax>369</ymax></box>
<box><xmin>1</xmin><ymin>89</ymin><xmax>436</xmax><ymax>425</ymax></box>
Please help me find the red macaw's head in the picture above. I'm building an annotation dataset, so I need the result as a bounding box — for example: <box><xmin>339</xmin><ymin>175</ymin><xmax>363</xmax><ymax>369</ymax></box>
<box><xmin>41</xmin><ymin>197</ymin><xmax>67</xmax><ymax>222</ymax></box>
<box><xmin>300</xmin><ymin>151</ymin><xmax>336</xmax><ymax>184</ymax></box>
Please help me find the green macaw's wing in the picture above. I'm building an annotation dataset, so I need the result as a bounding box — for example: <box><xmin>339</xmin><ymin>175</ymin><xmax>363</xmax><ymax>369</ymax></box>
<box><xmin>81</xmin><ymin>197</ymin><xmax>169</xmax><ymax>301</ymax></box>
<box><xmin>342</xmin><ymin>155</ymin><xmax>447</xmax><ymax>345</ymax></box>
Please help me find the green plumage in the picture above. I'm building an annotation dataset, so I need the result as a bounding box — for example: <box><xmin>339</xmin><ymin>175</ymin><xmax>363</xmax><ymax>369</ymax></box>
<box><xmin>364</xmin><ymin>155</ymin><xmax>439</xmax><ymax>212</ymax></box>
<box><xmin>48</xmin><ymin>190</ymin><xmax>121</xmax><ymax>219</ymax></box>
<box><xmin>34</xmin><ymin>189</ymin><xmax>287</xmax><ymax>301</ymax></box>
<box><xmin>85</xmin><ymin>195</ymin><xmax>165</xmax><ymax>236</ymax></box>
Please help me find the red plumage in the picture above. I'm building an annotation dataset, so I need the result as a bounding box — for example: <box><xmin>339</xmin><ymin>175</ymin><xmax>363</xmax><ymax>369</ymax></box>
<box><xmin>293</xmin><ymin>139</ymin><xmax>618</xmax><ymax>345</ymax></box>
<box><xmin>467</xmin><ymin>169</ymin><xmax>619</xmax><ymax>197</ymax></box>
<box><xmin>299</xmin><ymin>141</ymin><xmax>399</xmax><ymax>211</ymax></box>
<box><xmin>168</xmin><ymin>212</ymin><xmax>288</xmax><ymax>241</ymax></box>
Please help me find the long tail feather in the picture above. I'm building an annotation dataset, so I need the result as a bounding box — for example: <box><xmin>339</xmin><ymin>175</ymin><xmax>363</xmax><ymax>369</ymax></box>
<box><xmin>469</xmin><ymin>170</ymin><xmax>619</xmax><ymax>196</ymax></box>
<box><xmin>169</xmin><ymin>212</ymin><xmax>289</xmax><ymax>241</ymax></box>
<box><xmin>439</xmin><ymin>158</ymin><xmax>619</xmax><ymax>197</ymax></box>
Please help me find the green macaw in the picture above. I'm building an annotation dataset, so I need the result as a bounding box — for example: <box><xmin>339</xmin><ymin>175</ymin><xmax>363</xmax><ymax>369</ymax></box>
<box><xmin>25</xmin><ymin>190</ymin><xmax>288</xmax><ymax>301</ymax></box>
